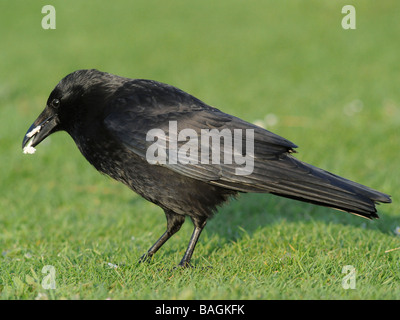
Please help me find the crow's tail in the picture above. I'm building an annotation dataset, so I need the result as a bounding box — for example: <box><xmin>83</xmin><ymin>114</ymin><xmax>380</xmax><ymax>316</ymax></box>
<box><xmin>267</xmin><ymin>158</ymin><xmax>392</xmax><ymax>219</ymax></box>
<box><xmin>214</xmin><ymin>155</ymin><xmax>392</xmax><ymax>219</ymax></box>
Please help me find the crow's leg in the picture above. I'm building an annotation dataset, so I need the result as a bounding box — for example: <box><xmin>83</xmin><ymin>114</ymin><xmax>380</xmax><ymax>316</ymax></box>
<box><xmin>178</xmin><ymin>216</ymin><xmax>207</xmax><ymax>268</ymax></box>
<box><xmin>139</xmin><ymin>210</ymin><xmax>185</xmax><ymax>263</ymax></box>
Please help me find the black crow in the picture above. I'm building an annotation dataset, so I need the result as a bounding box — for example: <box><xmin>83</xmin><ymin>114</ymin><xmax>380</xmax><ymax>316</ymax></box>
<box><xmin>22</xmin><ymin>69</ymin><xmax>391</xmax><ymax>267</ymax></box>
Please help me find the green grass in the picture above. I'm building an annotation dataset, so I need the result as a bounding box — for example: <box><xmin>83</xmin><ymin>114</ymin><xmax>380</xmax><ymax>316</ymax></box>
<box><xmin>1</xmin><ymin>0</ymin><xmax>399</xmax><ymax>299</ymax></box>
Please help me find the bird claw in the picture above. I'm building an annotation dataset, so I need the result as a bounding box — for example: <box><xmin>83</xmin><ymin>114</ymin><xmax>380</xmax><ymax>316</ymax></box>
<box><xmin>138</xmin><ymin>253</ymin><xmax>153</xmax><ymax>264</ymax></box>
<box><xmin>173</xmin><ymin>263</ymin><xmax>213</xmax><ymax>271</ymax></box>
<box><xmin>176</xmin><ymin>261</ymin><xmax>194</xmax><ymax>269</ymax></box>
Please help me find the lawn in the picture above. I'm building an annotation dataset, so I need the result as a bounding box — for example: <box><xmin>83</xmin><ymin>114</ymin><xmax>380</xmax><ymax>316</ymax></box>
<box><xmin>0</xmin><ymin>0</ymin><xmax>399</xmax><ymax>300</ymax></box>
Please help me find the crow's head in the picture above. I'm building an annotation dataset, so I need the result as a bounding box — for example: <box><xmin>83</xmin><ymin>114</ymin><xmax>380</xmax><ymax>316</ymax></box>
<box><xmin>22</xmin><ymin>69</ymin><xmax>120</xmax><ymax>153</ymax></box>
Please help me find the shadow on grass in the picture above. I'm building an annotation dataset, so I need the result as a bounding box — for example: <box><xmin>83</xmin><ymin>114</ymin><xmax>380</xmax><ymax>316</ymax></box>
<box><xmin>205</xmin><ymin>192</ymin><xmax>397</xmax><ymax>244</ymax></box>
<box><xmin>124</xmin><ymin>190</ymin><xmax>397</xmax><ymax>266</ymax></box>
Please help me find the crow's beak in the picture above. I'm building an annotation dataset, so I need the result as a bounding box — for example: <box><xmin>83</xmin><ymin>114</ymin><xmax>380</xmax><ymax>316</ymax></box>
<box><xmin>22</xmin><ymin>109</ymin><xmax>58</xmax><ymax>153</ymax></box>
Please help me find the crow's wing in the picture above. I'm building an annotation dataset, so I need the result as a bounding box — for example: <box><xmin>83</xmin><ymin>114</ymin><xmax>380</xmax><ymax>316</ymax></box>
<box><xmin>104</xmin><ymin>79</ymin><xmax>299</xmax><ymax>190</ymax></box>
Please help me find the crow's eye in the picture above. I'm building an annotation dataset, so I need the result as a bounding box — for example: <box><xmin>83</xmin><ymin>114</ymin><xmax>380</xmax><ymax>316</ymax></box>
<box><xmin>51</xmin><ymin>99</ymin><xmax>60</xmax><ymax>108</ymax></box>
